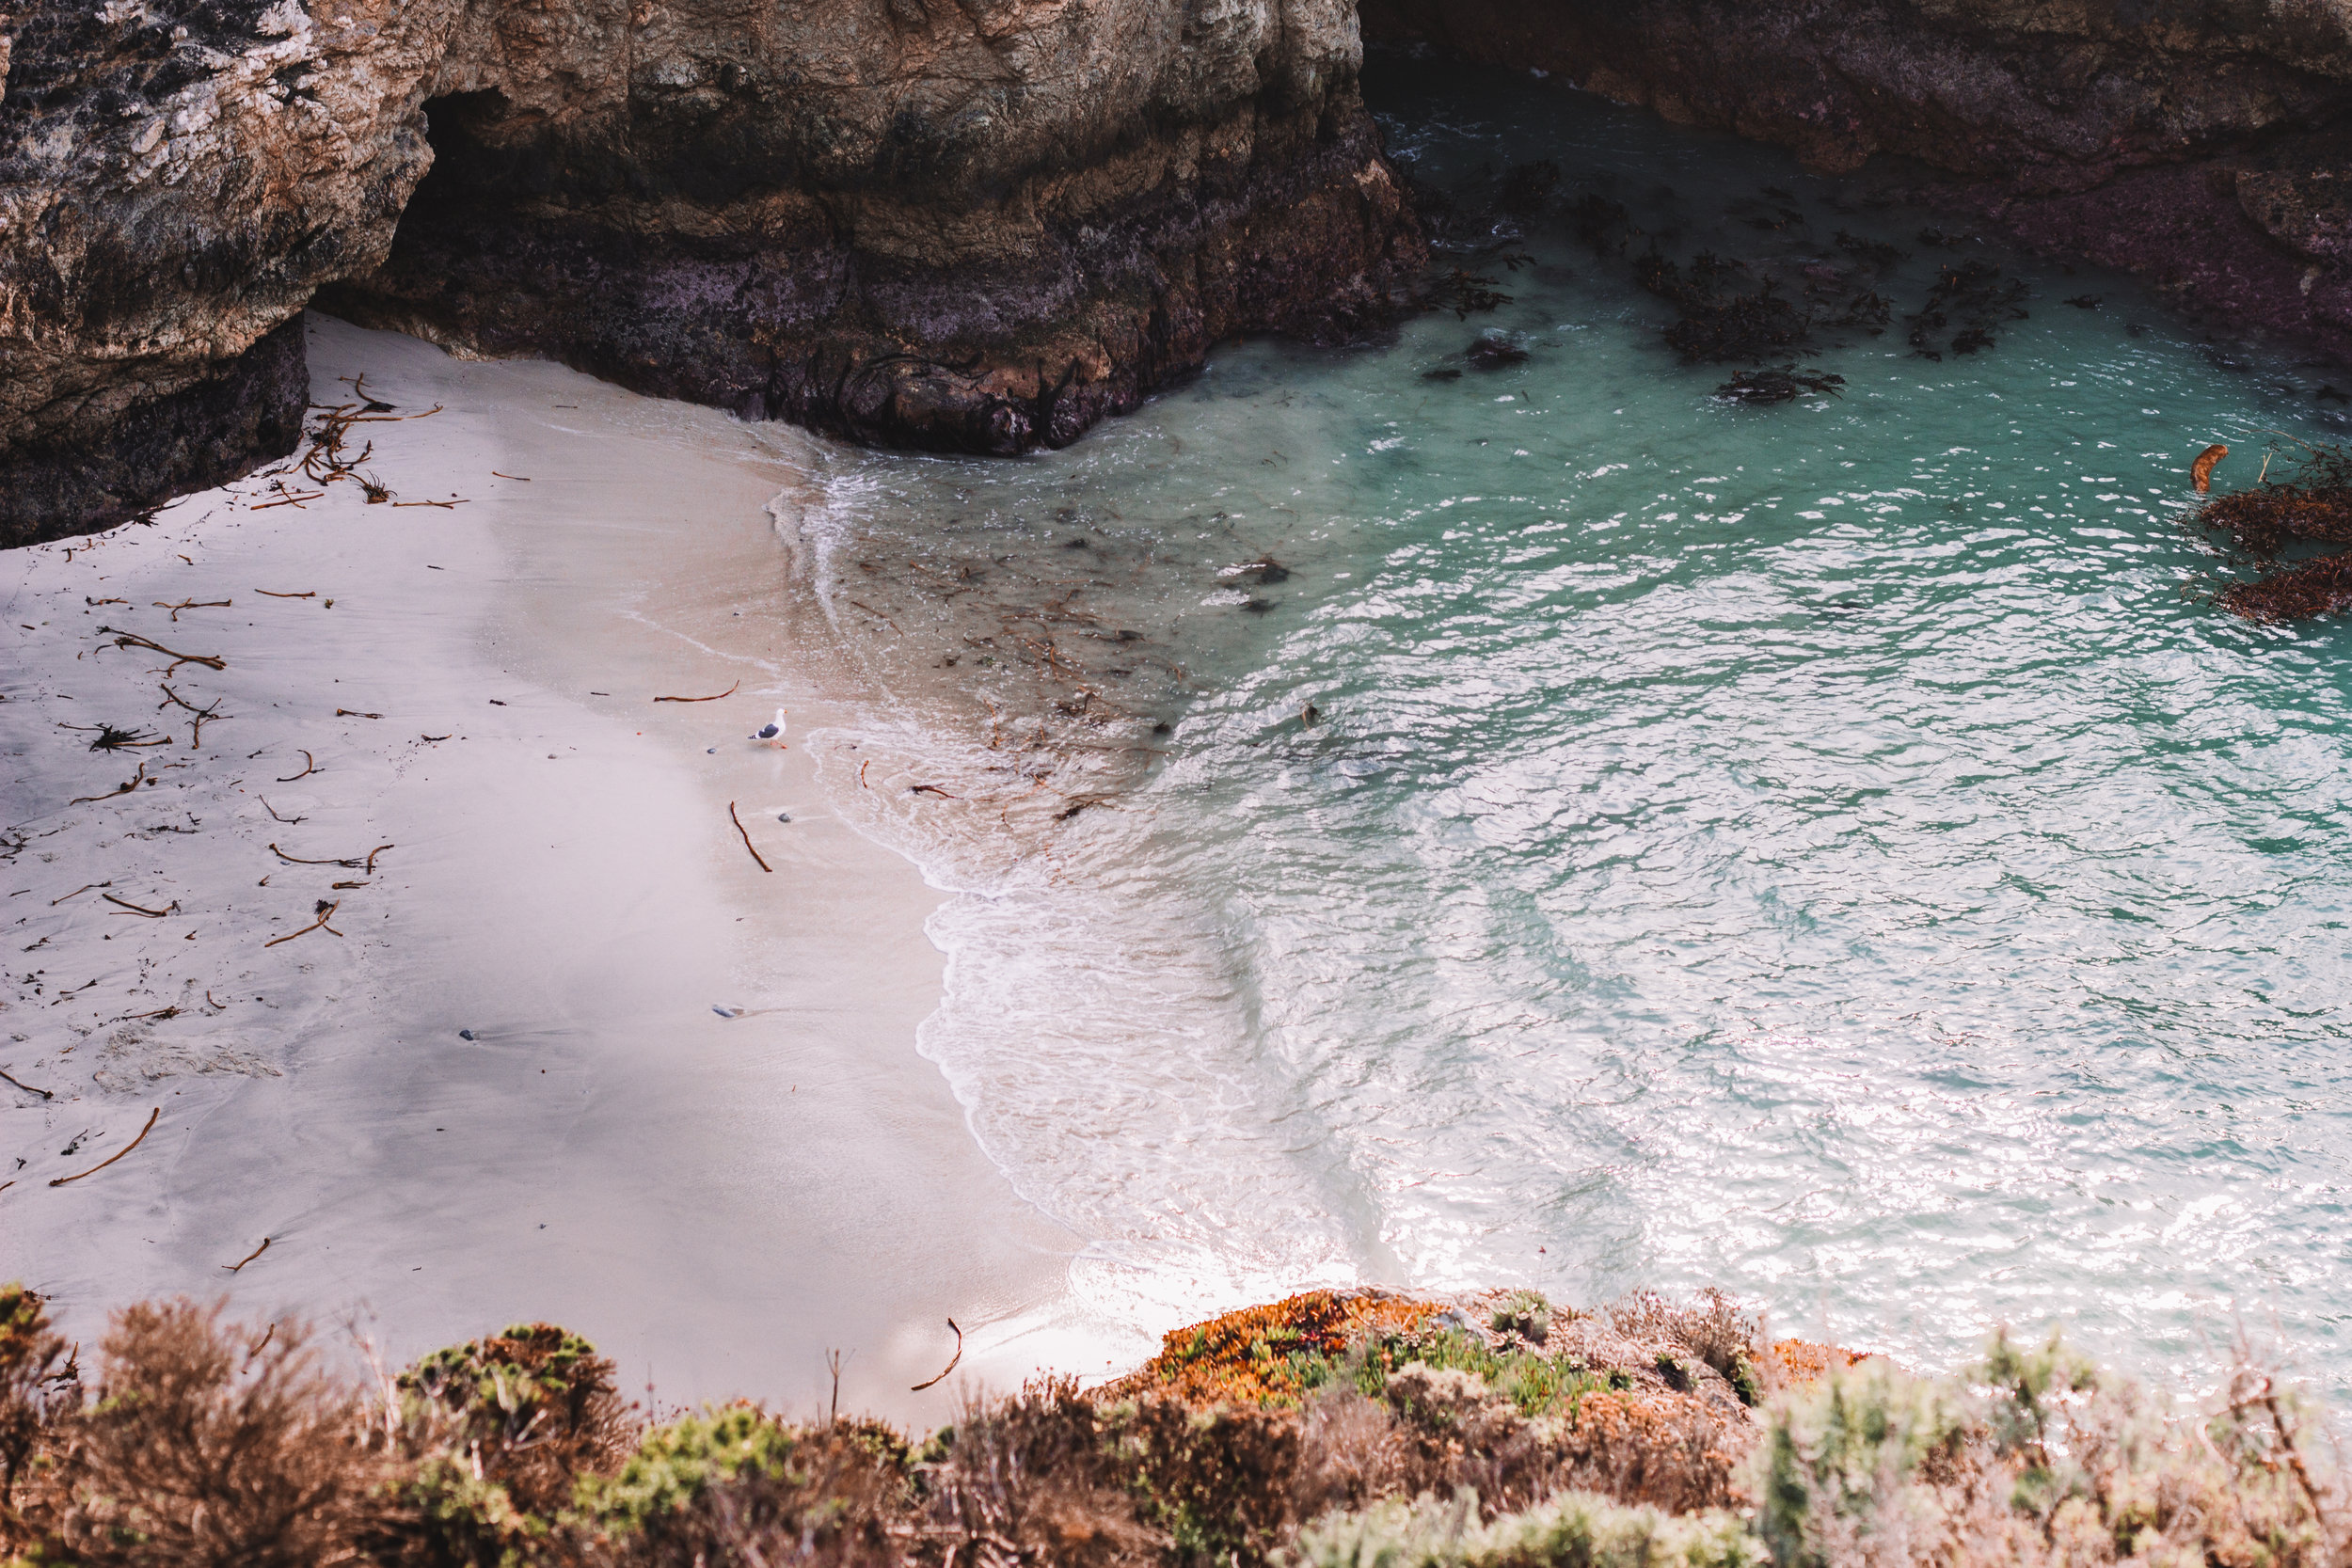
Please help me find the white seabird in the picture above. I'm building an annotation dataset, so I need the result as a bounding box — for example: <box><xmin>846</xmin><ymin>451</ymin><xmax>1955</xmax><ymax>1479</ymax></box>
<box><xmin>751</xmin><ymin>708</ymin><xmax>787</xmax><ymax>747</ymax></box>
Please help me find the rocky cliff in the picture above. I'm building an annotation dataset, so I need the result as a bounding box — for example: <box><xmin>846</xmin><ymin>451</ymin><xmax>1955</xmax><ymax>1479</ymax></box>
<box><xmin>1360</xmin><ymin>0</ymin><xmax>2352</xmax><ymax>360</ymax></box>
<box><xmin>17</xmin><ymin>0</ymin><xmax>2352</xmax><ymax>547</ymax></box>
<box><xmin>0</xmin><ymin>0</ymin><xmax>1421</xmax><ymax>544</ymax></box>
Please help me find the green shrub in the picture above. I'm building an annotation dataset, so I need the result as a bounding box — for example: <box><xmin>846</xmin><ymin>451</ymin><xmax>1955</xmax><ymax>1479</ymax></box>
<box><xmin>1752</xmin><ymin>1355</ymin><xmax>1965</xmax><ymax>1568</ymax></box>
<box><xmin>572</xmin><ymin>1404</ymin><xmax>801</xmax><ymax>1535</ymax></box>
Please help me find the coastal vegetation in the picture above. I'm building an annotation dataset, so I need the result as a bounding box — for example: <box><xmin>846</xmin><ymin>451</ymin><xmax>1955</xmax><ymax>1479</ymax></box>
<box><xmin>2</xmin><ymin>1283</ymin><xmax>2339</xmax><ymax>1568</ymax></box>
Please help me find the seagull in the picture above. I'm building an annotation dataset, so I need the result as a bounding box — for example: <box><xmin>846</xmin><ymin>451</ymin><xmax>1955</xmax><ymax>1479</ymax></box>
<box><xmin>751</xmin><ymin>708</ymin><xmax>787</xmax><ymax>747</ymax></box>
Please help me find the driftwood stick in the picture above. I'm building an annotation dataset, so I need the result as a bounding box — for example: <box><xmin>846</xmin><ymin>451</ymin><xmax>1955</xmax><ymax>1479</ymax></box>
<box><xmin>911</xmin><ymin>1319</ymin><xmax>964</xmax><ymax>1391</ymax></box>
<box><xmin>0</xmin><ymin>1067</ymin><xmax>54</xmax><ymax>1100</ymax></box>
<box><xmin>224</xmin><ymin>1237</ymin><xmax>272</xmax><ymax>1273</ymax></box>
<box><xmin>270</xmin><ymin>843</ymin><xmax>362</xmax><ymax>867</ymax></box>
<box><xmin>365</xmin><ymin>845</ymin><xmax>393</xmax><ymax>872</ymax></box>
<box><xmin>275</xmin><ymin>751</ymin><xmax>321</xmax><ymax>783</ymax></box>
<box><xmin>729</xmin><ymin>801</ymin><xmax>773</xmax><ymax>873</ymax></box>
<box><xmin>263</xmin><ymin>900</ymin><xmax>342</xmax><ymax>948</ymax></box>
<box><xmin>253</xmin><ymin>589</ymin><xmax>316</xmax><ymax>599</ymax></box>
<box><xmin>97</xmin><ymin>626</ymin><xmax>225</xmax><ymax>672</ymax></box>
<box><xmin>101</xmin><ymin>893</ymin><xmax>176</xmax><ymax>918</ymax></box>
<box><xmin>49</xmin><ymin>1107</ymin><xmax>160</xmax><ymax>1187</ymax></box>
<box><xmin>653</xmin><ymin>680</ymin><xmax>740</xmax><ymax>704</ymax></box>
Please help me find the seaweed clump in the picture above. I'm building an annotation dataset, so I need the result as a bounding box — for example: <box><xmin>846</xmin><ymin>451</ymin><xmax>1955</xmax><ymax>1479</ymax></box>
<box><xmin>1636</xmin><ymin>250</ymin><xmax>1812</xmax><ymax>363</ymax></box>
<box><xmin>2194</xmin><ymin>439</ymin><xmax>2352</xmax><ymax>622</ymax></box>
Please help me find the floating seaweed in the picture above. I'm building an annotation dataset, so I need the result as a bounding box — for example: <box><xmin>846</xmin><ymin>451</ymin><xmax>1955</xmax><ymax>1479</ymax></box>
<box><xmin>1499</xmin><ymin>159</ymin><xmax>1563</xmax><ymax>217</ymax></box>
<box><xmin>1638</xmin><ymin>249</ymin><xmax>1812</xmax><ymax>363</ymax></box>
<box><xmin>1906</xmin><ymin>261</ymin><xmax>2028</xmax><ymax>359</ymax></box>
<box><xmin>1571</xmin><ymin>191</ymin><xmax>1639</xmax><ymax>256</ymax></box>
<box><xmin>2192</xmin><ymin>436</ymin><xmax>2352</xmax><ymax>622</ymax></box>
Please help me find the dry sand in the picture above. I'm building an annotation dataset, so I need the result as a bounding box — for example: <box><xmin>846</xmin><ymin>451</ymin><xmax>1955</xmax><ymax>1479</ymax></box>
<box><xmin>0</xmin><ymin>314</ymin><xmax>1132</xmax><ymax>1423</ymax></box>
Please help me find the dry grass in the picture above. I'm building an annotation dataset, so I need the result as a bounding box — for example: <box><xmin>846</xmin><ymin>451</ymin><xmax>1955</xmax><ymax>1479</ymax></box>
<box><xmin>23</xmin><ymin>1298</ymin><xmax>389</xmax><ymax>1567</ymax></box>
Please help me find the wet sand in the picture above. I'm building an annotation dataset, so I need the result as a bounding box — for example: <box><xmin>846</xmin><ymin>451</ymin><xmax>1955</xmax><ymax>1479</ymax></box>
<box><xmin>0</xmin><ymin>314</ymin><xmax>1110</xmax><ymax>1423</ymax></box>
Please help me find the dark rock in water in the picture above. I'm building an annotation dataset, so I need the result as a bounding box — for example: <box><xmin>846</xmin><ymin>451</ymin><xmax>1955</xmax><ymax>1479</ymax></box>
<box><xmin>1422</xmin><ymin>368</ymin><xmax>1467</xmax><ymax>381</ymax></box>
<box><xmin>1241</xmin><ymin>597</ymin><xmax>1277</xmax><ymax>613</ymax></box>
<box><xmin>1716</xmin><ymin>367</ymin><xmax>1847</xmax><ymax>404</ymax></box>
<box><xmin>2065</xmin><ymin>295</ymin><xmax>2104</xmax><ymax>309</ymax></box>
<box><xmin>1468</xmin><ymin>337</ymin><xmax>1533</xmax><ymax>369</ymax></box>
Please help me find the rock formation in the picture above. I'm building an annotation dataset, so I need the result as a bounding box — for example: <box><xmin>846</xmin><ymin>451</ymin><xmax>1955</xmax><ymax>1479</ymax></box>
<box><xmin>18</xmin><ymin>0</ymin><xmax>2352</xmax><ymax>546</ymax></box>
<box><xmin>1360</xmin><ymin>0</ymin><xmax>2352</xmax><ymax>360</ymax></box>
<box><xmin>0</xmin><ymin>0</ymin><xmax>1422</xmax><ymax>544</ymax></box>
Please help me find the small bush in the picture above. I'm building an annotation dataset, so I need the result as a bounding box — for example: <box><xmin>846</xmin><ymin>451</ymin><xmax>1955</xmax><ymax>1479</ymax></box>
<box><xmin>31</xmin><ymin>1299</ymin><xmax>387</xmax><ymax>1568</ymax></box>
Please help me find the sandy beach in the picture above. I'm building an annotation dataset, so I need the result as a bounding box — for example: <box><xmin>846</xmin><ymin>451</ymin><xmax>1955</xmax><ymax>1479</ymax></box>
<box><xmin>0</xmin><ymin>314</ymin><xmax>1124</xmax><ymax>1422</ymax></box>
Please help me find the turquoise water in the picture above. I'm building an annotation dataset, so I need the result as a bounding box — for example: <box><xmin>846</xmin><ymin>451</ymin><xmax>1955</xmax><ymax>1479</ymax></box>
<box><xmin>788</xmin><ymin>61</ymin><xmax>2352</xmax><ymax>1389</ymax></box>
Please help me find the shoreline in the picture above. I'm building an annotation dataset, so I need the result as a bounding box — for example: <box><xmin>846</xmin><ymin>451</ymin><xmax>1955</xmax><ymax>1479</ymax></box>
<box><xmin>0</xmin><ymin>313</ymin><xmax>1117</xmax><ymax>1423</ymax></box>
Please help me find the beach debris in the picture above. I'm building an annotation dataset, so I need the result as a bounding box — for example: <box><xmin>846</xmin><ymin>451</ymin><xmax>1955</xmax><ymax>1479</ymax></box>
<box><xmin>0</xmin><ymin>1067</ymin><xmax>53</xmax><ymax>1099</ymax></box>
<box><xmin>48</xmin><ymin>1106</ymin><xmax>159</xmax><ymax>1187</ymax></box>
<box><xmin>2191</xmin><ymin>443</ymin><xmax>2230</xmax><ymax>493</ymax></box>
<box><xmin>492</xmin><ymin>471</ymin><xmax>532</xmax><ymax>481</ymax></box>
<box><xmin>276</xmin><ymin>751</ymin><xmax>321</xmax><ymax>782</ymax></box>
<box><xmin>50</xmin><ymin>882</ymin><xmax>111</xmax><ymax>905</ymax></box>
<box><xmin>261</xmin><ymin>799</ymin><xmax>304</xmax><ymax>824</ymax></box>
<box><xmin>751</xmin><ymin>708</ymin><xmax>787</xmax><ymax>746</ymax></box>
<box><xmin>909</xmin><ymin>784</ymin><xmax>958</xmax><ymax>799</ymax></box>
<box><xmin>458</xmin><ymin>1029</ymin><xmax>476</xmax><ymax>1040</ymax></box>
<box><xmin>159</xmin><ymin>684</ymin><xmax>229</xmax><ymax>746</ymax></box>
<box><xmin>269</xmin><ymin>843</ymin><xmax>370</xmax><ymax>868</ymax></box>
<box><xmin>253</xmin><ymin>589</ymin><xmax>316</xmax><ymax>599</ymax></box>
<box><xmin>655</xmin><ymin>681</ymin><xmax>739</xmax><ymax>703</ymax></box>
<box><xmin>728</xmin><ymin>801</ymin><xmax>773</xmax><ymax>873</ymax></box>
<box><xmin>95</xmin><ymin>626</ymin><xmax>224</xmax><ymax>673</ymax></box>
<box><xmin>101</xmin><ymin>893</ymin><xmax>177</xmax><ymax>918</ymax></box>
<box><xmin>1716</xmin><ymin>367</ymin><xmax>1847</xmax><ymax>404</ymax></box>
<box><xmin>70</xmin><ymin>760</ymin><xmax>159</xmax><ymax>804</ymax></box>
<box><xmin>712</xmin><ymin>1006</ymin><xmax>744</xmax><ymax>1019</ymax></box>
<box><xmin>776</xmin><ymin>812</ymin><xmax>791</xmax><ymax>823</ymax></box>
<box><xmin>223</xmin><ymin>1237</ymin><xmax>272</xmax><ymax>1273</ymax></box>
<box><xmin>910</xmin><ymin>1318</ymin><xmax>964</xmax><ymax>1391</ymax></box>
<box><xmin>72</xmin><ymin>722</ymin><xmax>168</xmax><ymax>752</ymax></box>
<box><xmin>153</xmin><ymin>598</ymin><xmax>230</xmax><ymax>622</ymax></box>
<box><xmin>263</xmin><ymin>899</ymin><xmax>343</xmax><ymax>948</ymax></box>
<box><xmin>335</xmin><ymin>708</ymin><xmax>384</xmax><ymax>720</ymax></box>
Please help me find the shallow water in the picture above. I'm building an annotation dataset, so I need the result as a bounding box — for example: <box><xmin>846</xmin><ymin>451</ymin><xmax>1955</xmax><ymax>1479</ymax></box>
<box><xmin>780</xmin><ymin>60</ymin><xmax>2352</xmax><ymax>1391</ymax></box>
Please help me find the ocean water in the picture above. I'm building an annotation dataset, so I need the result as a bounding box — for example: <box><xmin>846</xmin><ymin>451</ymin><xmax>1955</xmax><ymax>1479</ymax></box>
<box><xmin>775</xmin><ymin>60</ymin><xmax>2352</xmax><ymax>1392</ymax></box>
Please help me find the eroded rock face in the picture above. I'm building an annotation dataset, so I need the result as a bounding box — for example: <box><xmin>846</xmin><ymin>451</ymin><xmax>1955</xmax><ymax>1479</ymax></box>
<box><xmin>0</xmin><ymin>0</ymin><xmax>447</xmax><ymax>543</ymax></box>
<box><xmin>0</xmin><ymin>0</ymin><xmax>1422</xmax><ymax>542</ymax></box>
<box><xmin>1361</xmin><ymin>0</ymin><xmax>2352</xmax><ymax>356</ymax></box>
<box><xmin>323</xmin><ymin>0</ymin><xmax>1419</xmax><ymax>454</ymax></box>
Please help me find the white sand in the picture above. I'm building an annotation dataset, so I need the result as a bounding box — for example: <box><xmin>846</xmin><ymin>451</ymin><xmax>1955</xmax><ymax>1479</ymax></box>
<box><xmin>0</xmin><ymin>315</ymin><xmax>1131</xmax><ymax>1422</ymax></box>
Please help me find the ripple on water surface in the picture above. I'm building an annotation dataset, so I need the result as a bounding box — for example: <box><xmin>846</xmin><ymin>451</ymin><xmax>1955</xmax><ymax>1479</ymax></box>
<box><xmin>781</xmin><ymin>60</ymin><xmax>2352</xmax><ymax>1388</ymax></box>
